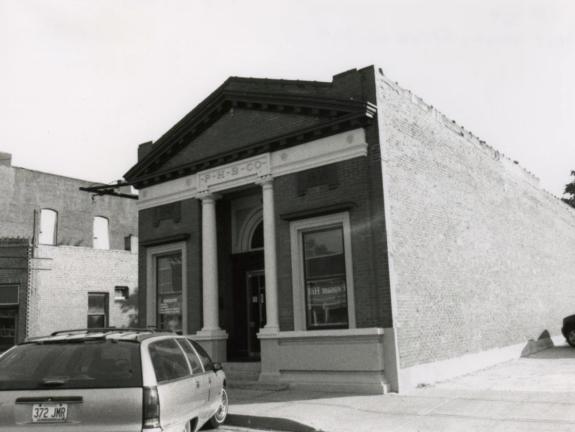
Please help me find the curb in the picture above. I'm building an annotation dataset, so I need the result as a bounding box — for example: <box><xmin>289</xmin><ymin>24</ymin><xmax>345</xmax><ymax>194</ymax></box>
<box><xmin>226</xmin><ymin>414</ymin><xmax>324</xmax><ymax>432</ymax></box>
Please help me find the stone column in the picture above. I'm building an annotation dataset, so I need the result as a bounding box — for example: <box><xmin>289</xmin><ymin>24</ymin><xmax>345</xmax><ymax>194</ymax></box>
<box><xmin>195</xmin><ymin>191</ymin><xmax>227</xmax><ymax>361</ymax></box>
<box><xmin>257</xmin><ymin>175</ymin><xmax>280</xmax><ymax>333</ymax></box>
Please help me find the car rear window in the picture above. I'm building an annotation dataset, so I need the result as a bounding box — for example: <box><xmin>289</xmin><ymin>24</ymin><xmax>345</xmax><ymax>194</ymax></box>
<box><xmin>0</xmin><ymin>340</ymin><xmax>142</xmax><ymax>390</ymax></box>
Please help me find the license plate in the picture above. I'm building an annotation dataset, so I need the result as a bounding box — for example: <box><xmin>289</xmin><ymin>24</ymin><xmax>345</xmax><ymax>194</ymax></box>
<box><xmin>32</xmin><ymin>403</ymin><xmax>68</xmax><ymax>423</ymax></box>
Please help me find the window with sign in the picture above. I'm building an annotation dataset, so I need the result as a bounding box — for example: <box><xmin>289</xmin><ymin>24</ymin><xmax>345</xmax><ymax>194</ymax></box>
<box><xmin>290</xmin><ymin>212</ymin><xmax>356</xmax><ymax>331</ymax></box>
<box><xmin>303</xmin><ymin>227</ymin><xmax>348</xmax><ymax>329</ymax></box>
<box><xmin>87</xmin><ymin>293</ymin><xmax>109</xmax><ymax>328</ymax></box>
<box><xmin>156</xmin><ymin>252</ymin><xmax>182</xmax><ymax>333</ymax></box>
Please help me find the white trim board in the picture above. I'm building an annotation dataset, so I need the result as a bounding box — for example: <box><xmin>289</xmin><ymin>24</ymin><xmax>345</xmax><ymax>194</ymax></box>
<box><xmin>137</xmin><ymin>128</ymin><xmax>367</xmax><ymax>210</ymax></box>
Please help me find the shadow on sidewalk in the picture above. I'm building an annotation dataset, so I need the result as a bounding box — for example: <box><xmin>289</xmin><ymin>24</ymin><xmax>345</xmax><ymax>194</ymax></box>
<box><xmin>526</xmin><ymin>344</ymin><xmax>575</xmax><ymax>359</ymax></box>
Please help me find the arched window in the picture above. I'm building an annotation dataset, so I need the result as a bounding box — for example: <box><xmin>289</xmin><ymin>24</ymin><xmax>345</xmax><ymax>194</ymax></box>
<box><xmin>39</xmin><ymin>209</ymin><xmax>58</xmax><ymax>245</ymax></box>
<box><xmin>250</xmin><ymin>221</ymin><xmax>264</xmax><ymax>250</ymax></box>
<box><xmin>93</xmin><ymin>216</ymin><xmax>110</xmax><ymax>250</ymax></box>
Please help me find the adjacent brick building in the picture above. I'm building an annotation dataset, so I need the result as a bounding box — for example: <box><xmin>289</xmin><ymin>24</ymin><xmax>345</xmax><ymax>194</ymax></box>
<box><xmin>0</xmin><ymin>154</ymin><xmax>138</xmax><ymax>350</ymax></box>
<box><xmin>124</xmin><ymin>66</ymin><xmax>575</xmax><ymax>392</ymax></box>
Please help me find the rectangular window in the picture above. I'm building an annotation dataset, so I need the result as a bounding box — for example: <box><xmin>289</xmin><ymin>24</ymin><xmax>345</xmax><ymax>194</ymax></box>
<box><xmin>303</xmin><ymin>227</ymin><xmax>348</xmax><ymax>329</ymax></box>
<box><xmin>114</xmin><ymin>286</ymin><xmax>129</xmax><ymax>301</ymax></box>
<box><xmin>93</xmin><ymin>216</ymin><xmax>110</xmax><ymax>250</ymax></box>
<box><xmin>290</xmin><ymin>212</ymin><xmax>356</xmax><ymax>331</ymax></box>
<box><xmin>87</xmin><ymin>293</ymin><xmax>109</xmax><ymax>328</ymax></box>
<box><xmin>156</xmin><ymin>252</ymin><xmax>183</xmax><ymax>333</ymax></box>
<box><xmin>39</xmin><ymin>209</ymin><xmax>58</xmax><ymax>245</ymax></box>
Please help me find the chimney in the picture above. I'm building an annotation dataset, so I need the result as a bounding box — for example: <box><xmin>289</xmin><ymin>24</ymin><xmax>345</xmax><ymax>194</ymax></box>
<box><xmin>0</xmin><ymin>152</ymin><xmax>12</xmax><ymax>167</ymax></box>
<box><xmin>137</xmin><ymin>141</ymin><xmax>154</xmax><ymax>161</ymax></box>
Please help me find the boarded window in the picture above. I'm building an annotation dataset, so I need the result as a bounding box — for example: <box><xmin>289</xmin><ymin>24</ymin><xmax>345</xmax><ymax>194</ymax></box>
<box><xmin>0</xmin><ymin>285</ymin><xmax>18</xmax><ymax>305</ymax></box>
<box><xmin>39</xmin><ymin>209</ymin><xmax>58</xmax><ymax>245</ymax></box>
<box><xmin>93</xmin><ymin>216</ymin><xmax>110</xmax><ymax>250</ymax></box>
<box><xmin>297</xmin><ymin>165</ymin><xmax>339</xmax><ymax>196</ymax></box>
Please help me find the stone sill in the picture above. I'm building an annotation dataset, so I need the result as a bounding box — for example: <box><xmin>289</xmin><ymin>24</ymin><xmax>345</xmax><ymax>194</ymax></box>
<box><xmin>257</xmin><ymin>327</ymin><xmax>384</xmax><ymax>340</ymax></box>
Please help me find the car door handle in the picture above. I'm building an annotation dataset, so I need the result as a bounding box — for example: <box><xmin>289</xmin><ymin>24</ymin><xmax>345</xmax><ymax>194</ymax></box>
<box><xmin>196</xmin><ymin>380</ymin><xmax>200</xmax><ymax>389</ymax></box>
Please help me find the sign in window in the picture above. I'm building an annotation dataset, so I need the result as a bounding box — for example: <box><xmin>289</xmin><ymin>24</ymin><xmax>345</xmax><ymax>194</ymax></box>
<box><xmin>156</xmin><ymin>252</ymin><xmax>182</xmax><ymax>332</ymax></box>
<box><xmin>302</xmin><ymin>227</ymin><xmax>348</xmax><ymax>329</ymax></box>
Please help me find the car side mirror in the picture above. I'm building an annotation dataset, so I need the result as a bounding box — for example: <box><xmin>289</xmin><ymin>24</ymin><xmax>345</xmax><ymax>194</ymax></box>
<box><xmin>212</xmin><ymin>362</ymin><xmax>223</xmax><ymax>372</ymax></box>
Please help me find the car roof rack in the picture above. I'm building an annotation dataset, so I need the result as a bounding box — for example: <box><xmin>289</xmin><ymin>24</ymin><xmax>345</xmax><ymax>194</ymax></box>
<box><xmin>51</xmin><ymin>327</ymin><xmax>162</xmax><ymax>336</ymax></box>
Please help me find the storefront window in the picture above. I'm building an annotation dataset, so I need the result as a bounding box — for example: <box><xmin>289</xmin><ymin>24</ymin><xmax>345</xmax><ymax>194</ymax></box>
<box><xmin>302</xmin><ymin>226</ymin><xmax>348</xmax><ymax>329</ymax></box>
<box><xmin>156</xmin><ymin>252</ymin><xmax>182</xmax><ymax>332</ymax></box>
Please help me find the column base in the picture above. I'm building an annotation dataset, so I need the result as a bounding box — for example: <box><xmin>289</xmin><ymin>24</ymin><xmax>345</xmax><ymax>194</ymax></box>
<box><xmin>257</xmin><ymin>326</ymin><xmax>279</xmax><ymax>337</ymax></box>
<box><xmin>192</xmin><ymin>329</ymin><xmax>228</xmax><ymax>362</ymax></box>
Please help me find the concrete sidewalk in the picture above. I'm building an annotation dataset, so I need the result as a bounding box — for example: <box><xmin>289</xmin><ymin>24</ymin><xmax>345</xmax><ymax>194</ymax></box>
<box><xmin>226</xmin><ymin>343</ymin><xmax>575</xmax><ymax>431</ymax></box>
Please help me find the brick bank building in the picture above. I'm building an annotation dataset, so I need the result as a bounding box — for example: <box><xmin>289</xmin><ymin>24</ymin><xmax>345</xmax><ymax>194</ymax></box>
<box><xmin>125</xmin><ymin>66</ymin><xmax>575</xmax><ymax>392</ymax></box>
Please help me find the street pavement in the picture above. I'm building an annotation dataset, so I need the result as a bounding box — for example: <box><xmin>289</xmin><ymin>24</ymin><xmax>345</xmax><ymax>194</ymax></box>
<box><xmin>226</xmin><ymin>342</ymin><xmax>575</xmax><ymax>432</ymax></box>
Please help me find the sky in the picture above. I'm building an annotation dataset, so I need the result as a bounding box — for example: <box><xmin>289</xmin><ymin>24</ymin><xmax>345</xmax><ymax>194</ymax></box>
<box><xmin>0</xmin><ymin>0</ymin><xmax>573</xmax><ymax>196</ymax></box>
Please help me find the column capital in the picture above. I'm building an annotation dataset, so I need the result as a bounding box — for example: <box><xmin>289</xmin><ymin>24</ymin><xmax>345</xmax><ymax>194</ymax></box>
<box><xmin>196</xmin><ymin>190</ymin><xmax>221</xmax><ymax>201</ymax></box>
<box><xmin>255</xmin><ymin>174</ymin><xmax>274</xmax><ymax>187</ymax></box>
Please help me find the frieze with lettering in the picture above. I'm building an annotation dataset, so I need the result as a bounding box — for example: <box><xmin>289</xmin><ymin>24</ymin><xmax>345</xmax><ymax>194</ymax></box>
<box><xmin>198</xmin><ymin>154</ymin><xmax>270</xmax><ymax>190</ymax></box>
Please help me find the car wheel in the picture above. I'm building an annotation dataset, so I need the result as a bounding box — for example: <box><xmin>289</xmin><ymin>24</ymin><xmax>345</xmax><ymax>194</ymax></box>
<box><xmin>207</xmin><ymin>388</ymin><xmax>228</xmax><ymax>429</ymax></box>
<box><xmin>567</xmin><ymin>329</ymin><xmax>575</xmax><ymax>347</ymax></box>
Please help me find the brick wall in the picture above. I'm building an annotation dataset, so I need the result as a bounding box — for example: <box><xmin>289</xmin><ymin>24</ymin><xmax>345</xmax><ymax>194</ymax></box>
<box><xmin>0</xmin><ymin>164</ymin><xmax>137</xmax><ymax>249</ymax></box>
<box><xmin>274</xmin><ymin>156</ymin><xmax>392</xmax><ymax>330</ymax></box>
<box><xmin>138</xmin><ymin>198</ymin><xmax>203</xmax><ymax>332</ymax></box>
<box><xmin>375</xmin><ymin>68</ymin><xmax>575</xmax><ymax>369</ymax></box>
<box><xmin>28</xmin><ymin>245</ymin><xmax>138</xmax><ymax>337</ymax></box>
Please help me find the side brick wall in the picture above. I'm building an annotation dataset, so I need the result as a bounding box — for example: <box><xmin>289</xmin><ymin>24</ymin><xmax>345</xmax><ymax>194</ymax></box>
<box><xmin>28</xmin><ymin>245</ymin><xmax>138</xmax><ymax>337</ymax></box>
<box><xmin>375</xmin><ymin>69</ymin><xmax>575</xmax><ymax>370</ymax></box>
<box><xmin>0</xmin><ymin>165</ymin><xmax>137</xmax><ymax>249</ymax></box>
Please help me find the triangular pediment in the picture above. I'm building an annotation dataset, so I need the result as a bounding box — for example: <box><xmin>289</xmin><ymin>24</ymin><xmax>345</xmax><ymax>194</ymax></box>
<box><xmin>125</xmin><ymin>78</ymin><xmax>376</xmax><ymax>187</ymax></box>
<box><xmin>157</xmin><ymin>108</ymin><xmax>327</xmax><ymax>173</ymax></box>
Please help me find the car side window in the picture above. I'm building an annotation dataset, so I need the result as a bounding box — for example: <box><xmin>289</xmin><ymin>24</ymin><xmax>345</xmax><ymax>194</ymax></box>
<box><xmin>176</xmin><ymin>339</ymin><xmax>203</xmax><ymax>375</ymax></box>
<box><xmin>188</xmin><ymin>339</ymin><xmax>213</xmax><ymax>371</ymax></box>
<box><xmin>148</xmin><ymin>339</ymin><xmax>190</xmax><ymax>383</ymax></box>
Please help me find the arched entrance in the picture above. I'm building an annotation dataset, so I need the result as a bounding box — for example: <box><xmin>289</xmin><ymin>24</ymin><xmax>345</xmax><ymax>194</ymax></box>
<box><xmin>229</xmin><ymin>197</ymin><xmax>266</xmax><ymax>360</ymax></box>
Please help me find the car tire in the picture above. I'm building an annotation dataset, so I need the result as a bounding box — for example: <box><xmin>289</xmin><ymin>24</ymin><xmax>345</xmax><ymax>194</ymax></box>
<box><xmin>206</xmin><ymin>388</ymin><xmax>228</xmax><ymax>429</ymax></box>
<box><xmin>567</xmin><ymin>329</ymin><xmax>575</xmax><ymax>347</ymax></box>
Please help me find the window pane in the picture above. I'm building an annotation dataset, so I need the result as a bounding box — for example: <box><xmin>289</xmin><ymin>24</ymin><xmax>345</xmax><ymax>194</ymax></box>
<box><xmin>148</xmin><ymin>339</ymin><xmax>190</xmax><ymax>382</ymax></box>
<box><xmin>157</xmin><ymin>254</ymin><xmax>182</xmax><ymax>294</ymax></box>
<box><xmin>177</xmin><ymin>339</ymin><xmax>203</xmax><ymax>375</ymax></box>
<box><xmin>87</xmin><ymin>315</ymin><xmax>106</xmax><ymax>328</ymax></box>
<box><xmin>189</xmin><ymin>339</ymin><xmax>213</xmax><ymax>371</ymax></box>
<box><xmin>93</xmin><ymin>216</ymin><xmax>110</xmax><ymax>250</ymax></box>
<box><xmin>0</xmin><ymin>341</ymin><xmax>142</xmax><ymax>390</ymax></box>
<box><xmin>157</xmin><ymin>253</ymin><xmax>182</xmax><ymax>332</ymax></box>
<box><xmin>88</xmin><ymin>293</ymin><xmax>108</xmax><ymax>328</ymax></box>
<box><xmin>88</xmin><ymin>293</ymin><xmax>107</xmax><ymax>314</ymax></box>
<box><xmin>303</xmin><ymin>227</ymin><xmax>348</xmax><ymax>329</ymax></box>
<box><xmin>39</xmin><ymin>209</ymin><xmax>57</xmax><ymax>245</ymax></box>
<box><xmin>250</xmin><ymin>221</ymin><xmax>263</xmax><ymax>249</ymax></box>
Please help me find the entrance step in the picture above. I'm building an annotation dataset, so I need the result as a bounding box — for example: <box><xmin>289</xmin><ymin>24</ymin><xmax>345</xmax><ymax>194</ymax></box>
<box><xmin>222</xmin><ymin>361</ymin><xmax>261</xmax><ymax>382</ymax></box>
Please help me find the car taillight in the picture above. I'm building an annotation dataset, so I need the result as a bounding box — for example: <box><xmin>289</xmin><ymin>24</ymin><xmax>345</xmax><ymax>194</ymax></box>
<box><xmin>142</xmin><ymin>386</ymin><xmax>160</xmax><ymax>429</ymax></box>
